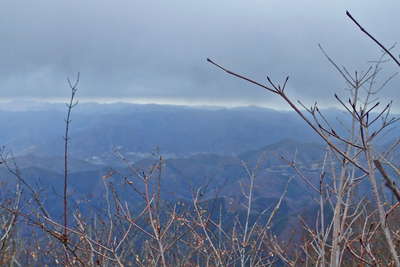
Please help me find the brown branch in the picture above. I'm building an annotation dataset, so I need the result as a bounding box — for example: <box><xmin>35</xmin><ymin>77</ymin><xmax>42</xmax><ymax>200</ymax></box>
<box><xmin>346</xmin><ymin>11</ymin><xmax>400</xmax><ymax>67</ymax></box>
<box><xmin>207</xmin><ymin>58</ymin><xmax>278</xmax><ymax>94</ymax></box>
<box><xmin>63</xmin><ymin>72</ymin><xmax>79</xmax><ymax>247</ymax></box>
<box><xmin>374</xmin><ymin>160</ymin><xmax>400</xmax><ymax>202</ymax></box>
<box><xmin>208</xmin><ymin>59</ymin><xmax>369</xmax><ymax>174</ymax></box>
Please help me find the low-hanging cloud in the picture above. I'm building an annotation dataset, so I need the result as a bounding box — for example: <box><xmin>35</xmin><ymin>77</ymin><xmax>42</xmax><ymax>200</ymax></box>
<box><xmin>0</xmin><ymin>0</ymin><xmax>399</xmax><ymax>108</ymax></box>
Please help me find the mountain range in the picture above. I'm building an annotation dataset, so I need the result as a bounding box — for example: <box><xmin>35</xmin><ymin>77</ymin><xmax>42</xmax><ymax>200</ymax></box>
<box><xmin>0</xmin><ymin>102</ymin><xmax>394</xmax><ymax>236</ymax></box>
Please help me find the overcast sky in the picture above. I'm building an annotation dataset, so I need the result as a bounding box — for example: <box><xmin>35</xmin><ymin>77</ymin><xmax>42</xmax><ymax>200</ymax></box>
<box><xmin>1</xmin><ymin>0</ymin><xmax>399</xmax><ymax>109</ymax></box>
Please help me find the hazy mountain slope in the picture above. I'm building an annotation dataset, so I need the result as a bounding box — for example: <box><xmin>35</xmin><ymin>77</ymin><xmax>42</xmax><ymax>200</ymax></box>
<box><xmin>0</xmin><ymin>103</ymin><xmax>319</xmax><ymax>158</ymax></box>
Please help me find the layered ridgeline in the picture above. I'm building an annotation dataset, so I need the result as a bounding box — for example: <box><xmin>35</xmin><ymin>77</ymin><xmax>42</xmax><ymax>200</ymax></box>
<box><xmin>0</xmin><ymin>102</ymin><xmax>319</xmax><ymax>158</ymax></box>
<box><xmin>0</xmin><ymin>103</ymin><xmax>331</xmax><ymax>232</ymax></box>
<box><xmin>0</xmin><ymin>137</ymin><xmax>326</xmax><ymax>237</ymax></box>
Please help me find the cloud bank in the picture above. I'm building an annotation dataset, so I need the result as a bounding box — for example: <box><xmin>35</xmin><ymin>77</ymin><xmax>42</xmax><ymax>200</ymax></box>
<box><xmin>1</xmin><ymin>0</ymin><xmax>399</xmax><ymax>108</ymax></box>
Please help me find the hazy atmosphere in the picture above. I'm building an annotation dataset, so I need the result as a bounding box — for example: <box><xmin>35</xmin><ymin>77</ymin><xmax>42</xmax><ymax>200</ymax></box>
<box><xmin>1</xmin><ymin>2</ymin><xmax>400</xmax><ymax>266</ymax></box>
<box><xmin>1</xmin><ymin>0</ymin><xmax>400</xmax><ymax>108</ymax></box>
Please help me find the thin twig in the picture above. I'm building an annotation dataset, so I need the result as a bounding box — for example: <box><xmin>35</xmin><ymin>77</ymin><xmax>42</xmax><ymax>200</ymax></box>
<box><xmin>346</xmin><ymin>11</ymin><xmax>400</xmax><ymax>67</ymax></box>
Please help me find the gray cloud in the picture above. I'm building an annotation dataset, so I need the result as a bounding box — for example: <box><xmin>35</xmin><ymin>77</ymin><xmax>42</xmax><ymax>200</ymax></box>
<box><xmin>0</xmin><ymin>0</ymin><xmax>399</xmax><ymax>108</ymax></box>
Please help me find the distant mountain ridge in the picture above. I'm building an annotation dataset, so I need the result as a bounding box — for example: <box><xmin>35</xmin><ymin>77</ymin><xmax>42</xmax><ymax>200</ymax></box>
<box><xmin>0</xmin><ymin>138</ymin><xmax>326</xmax><ymax>216</ymax></box>
<box><xmin>0</xmin><ymin>103</ymin><xmax>322</xmax><ymax>159</ymax></box>
<box><xmin>0</xmin><ymin>135</ymin><xmax>363</xmax><ymax>238</ymax></box>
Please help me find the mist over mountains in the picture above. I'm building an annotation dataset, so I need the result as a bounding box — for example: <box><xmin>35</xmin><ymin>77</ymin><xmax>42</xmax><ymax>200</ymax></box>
<box><xmin>2</xmin><ymin>102</ymin><xmax>323</xmax><ymax>158</ymax></box>
<box><xmin>0</xmin><ymin>102</ymin><xmax>396</xmax><ymax>251</ymax></box>
<box><xmin>3</xmin><ymin>102</ymin><xmax>396</xmax><ymax>160</ymax></box>
<box><xmin>0</xmin><ymin>102</ymin><xmax>328</xmax><ymax>206</ymax></box>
